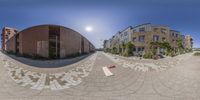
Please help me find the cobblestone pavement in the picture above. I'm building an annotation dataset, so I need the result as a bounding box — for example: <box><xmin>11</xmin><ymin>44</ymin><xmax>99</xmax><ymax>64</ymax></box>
<box><xmin>103</xmin><ymin>53</ymin><xmax>188</xmax><ymax>72</ymax></box>
<box><xmin>0</xmin><ymin>51</ymin><xmax>200</xmax><ymax>100</ymax></box>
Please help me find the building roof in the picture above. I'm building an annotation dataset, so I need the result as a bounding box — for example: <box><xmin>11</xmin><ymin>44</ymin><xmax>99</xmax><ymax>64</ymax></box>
<box><xmin>170</xmin><ymin>30</ymin><xmax>180</xmax><ymax>33</ymax></box>
<box><xmin>132</xmin><ymin>23</ymin><xmax>151</xmax><ymax>29</ymax></box>
<box><xmin>3</xmin><ymin>27</ymin><xmax>18</xmax><ymax>31</ymax></box>
<box><xmin>120</xmin><ymin>26</ymin><xmax>132</xmax><ymax>33</ymax></box>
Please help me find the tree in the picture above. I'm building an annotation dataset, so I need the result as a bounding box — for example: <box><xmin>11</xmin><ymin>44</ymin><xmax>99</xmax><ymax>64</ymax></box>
<box><xmin>176</xmin><ymin>38</ymin><xmax>184</xmax><ymax>54</ymax></box>
<box><xmin>150</xmin><ymin>41</ymin><xmax>173</xmax><ymax>56</ymax></box>
<box><xmin>121</xmin><ymin>42</ymin><xmax>126</xmax><ymax>54</ymax></box>
<box><xmin>150</xmin><ymin>41</ymin><xmax>160</xmax><ymax>55</ymax></box>
<box><xmin>160</xmin><ymin>42</ymin><xmax>172</xmax><ymax>54</ymax></box>
<box><xmin>111</xmin><ymin>47</ymin><xmax>117</xmax><ymax>54</ymax></box>
<box><xmin>123</xmin><ymin>42</ymin><xmax>134</xmax><ymax>56</ymax></box>
<box><xmin>177</xmin><ymin>39</ymin><xmax>184</xmax><ymax>49</ymax></box>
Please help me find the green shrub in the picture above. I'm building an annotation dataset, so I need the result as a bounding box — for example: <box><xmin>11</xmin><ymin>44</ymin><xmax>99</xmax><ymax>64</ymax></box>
<box><xmin>168</xmin><ymin>52</ymin><xmax>176</xmax><ymax>57</ymax></box>
<box><xmin>185</xmin><ymin>48</ymin><xmax>193</xmax><ymax>53</ymax></box>
<box><xmin>122</xmin><ymin>42</ymin><xmax>134</xmax><ymax>57</ymax></box>
<box><xmin>143</xmin><ymin>52</ymin><xmax>153</xmax><ymax>59</ymax></box>
<box><xmin>111</xmin><ymin>47</ymin><xmax>118</xmax><ymax>54</ymax></box>
<box><xmin>194</xmin><ymin>52</ymin><xmax>200</xmax><ymax>56</ymax></box>
<box><xmin>122</xmin><ymin>51</ymin><xmax>129</xmax><ymax>57</ymax></box>
<box><xmin>104</xmin><ymin>48</ymin><xmax>111</xmax><ymax>53</ymax></box>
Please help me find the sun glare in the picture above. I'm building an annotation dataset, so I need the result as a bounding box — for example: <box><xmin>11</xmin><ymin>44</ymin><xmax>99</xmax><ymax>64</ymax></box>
<box><xmin>85</xmin><ymin>26</ymin><xmax>93</xmax><ymax>32</ymax></box>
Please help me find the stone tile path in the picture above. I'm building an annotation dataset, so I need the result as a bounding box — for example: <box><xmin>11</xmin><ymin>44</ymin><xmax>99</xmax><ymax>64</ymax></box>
<box><xmin>0</xmin><ymin>51</ymin><xmax>200</xmax><ymax>100</ymax></box>
<box><xmin>103</xmin><ymin>53</ymin><xmax>191</xmax><ymax>72</ymax></box>
<box><xmin>0</xmin><ymin>52</ymin><xmax>97</xmax><ymax>91</ymax></box>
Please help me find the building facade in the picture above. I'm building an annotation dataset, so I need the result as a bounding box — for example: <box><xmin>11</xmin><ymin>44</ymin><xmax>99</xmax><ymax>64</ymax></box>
<box><xmin>104</xmin><ymin>23</ymin><xmax>193</xmax><ymax>54</ymax></box>
<box><xmin>1</xmin><ymin>27</ymin><xmax>18</xmax><ymax>51</ymax></box>
<box><xmin>130</xmin><ymin>24</ymin><xmax>172</xmax><ymax>53</ymax></box>
<box><xmin>2</xmin><ymin>25</ymin><xmax>95</xmax><ymax>59</ymax></box>
<box><xmin>185</xmin><ymin>35</ymin><xmax>193</xmax><ymax>49</ymax></box>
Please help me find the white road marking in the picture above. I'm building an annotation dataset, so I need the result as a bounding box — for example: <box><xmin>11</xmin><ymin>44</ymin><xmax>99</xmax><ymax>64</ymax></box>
<box><xmin>102</xmin><ymin>67</ymin><xmax>113</xmax><ymax>76</ymax></box>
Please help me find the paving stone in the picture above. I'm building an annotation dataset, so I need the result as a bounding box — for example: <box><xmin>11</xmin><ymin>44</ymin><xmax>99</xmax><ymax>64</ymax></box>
<box><xmin>0</xmin><ymin>52</ymin><xmax>199</xmax><ymax>100</ymax></box>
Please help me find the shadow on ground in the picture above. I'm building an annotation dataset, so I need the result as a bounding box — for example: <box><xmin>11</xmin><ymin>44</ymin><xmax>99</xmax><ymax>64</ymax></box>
<box><xmin>2</xmin><ymin>52</ymin><xmax>93</xmax><ymax>68</ymax></box>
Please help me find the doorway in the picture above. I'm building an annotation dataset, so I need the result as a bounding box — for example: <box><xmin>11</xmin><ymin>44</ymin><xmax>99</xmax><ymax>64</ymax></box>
<box><xmin>15</xmin><ymin>34</ymin><xmax>19</xmax><ymax>54</ymax></box>
<box><xmin>49</xmin><ymin>26</ymin><xmax>60</xmax><ymax>59</ymax></box>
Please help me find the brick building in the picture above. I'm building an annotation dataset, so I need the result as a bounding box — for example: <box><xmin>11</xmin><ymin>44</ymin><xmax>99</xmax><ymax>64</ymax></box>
<box><xmin>104</xmin><ymin>23</ymin><xmax>193</xmax><ymax>54</ymax></box>
<box><xmin>2</xmin><ymin>25</ymin><xmax>95</xmax><ymax>59</ymax></box>
<box><xmin>1</xmin><ymin>27</ymin><xmax>18</xmax><ymax>51</ymax></box>
<box><xmin>185</xmin><ymin>35</ymin><xmax>193</xmax><ymax>49</ymax></box>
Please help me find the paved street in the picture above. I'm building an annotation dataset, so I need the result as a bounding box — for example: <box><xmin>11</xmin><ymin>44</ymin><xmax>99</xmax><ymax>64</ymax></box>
<box><xmin>0</xmin><ymin>51</ymin><xmax>200</xmax><ymax>100</ymax></box>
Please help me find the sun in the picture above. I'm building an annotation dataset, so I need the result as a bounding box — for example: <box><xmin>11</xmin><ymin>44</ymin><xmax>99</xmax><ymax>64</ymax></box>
<box><xmin>85</xmin><ymin>26</ymin><xmax>93</xmax><ymax>32</ymax></box>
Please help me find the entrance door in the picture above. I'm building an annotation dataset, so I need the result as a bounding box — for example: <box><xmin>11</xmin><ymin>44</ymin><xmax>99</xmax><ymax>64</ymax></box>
<box><xmin>15</xmin><ymin>34</ymin><xmax>19</xmax><ymax>54</ymax></box>
<box><xmin>49</xmin><ymin>26</ymin><xmax>60</xmax><ymax>59</ymax></box>
<box><xmin>81</xmin><ymin>36</ymin><xmax>84</xmax><ymax>54</ymax></box>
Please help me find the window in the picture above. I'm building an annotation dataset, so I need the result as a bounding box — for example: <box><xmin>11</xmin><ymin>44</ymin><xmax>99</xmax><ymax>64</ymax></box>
<box><xmin>124</xmin><ymin>32</ymin><xmax>128</xmax><ymax>36</ymax></box>
<box><xmin>172</xmin><ymin>39</ymin><xmax>175</xmax><ymax>43</ymax></box>
<box><xmin>5</xmin><ymin>35</ymin><xmax>8</xmax><ymax>39</ymax></box>
<box><xmin>141</xmin><ymin>47</ymin><xmax>144</xmax><ymax>51</ymax></box>
<box><xmin>138</xmin><ymin>47</ymin><xmax>145</xmax><ymax>51</ymax></box>
<box><xmin>162</xmin><ymin>37</ymin><xmax>166</xmax><ymax>41</ymax></box>
<box><xmin>161</xmin><ymin>28</ymin><xmax>167</xmax><ymax>33</ymax></box>
<box><xmin>138</xmin><ymin>47</ymin><xmax>141</xmax><ymax>51</ymax></box>
<box><xmin>176</xmin><ymin>34</ymin><xmax>178</xmax><ymax>38</ymax></box>
<box><xmin>132</xmin><ymin>37</ymin><xmax>137</xmax><ymax>42</ymax></box>
<box><xmin>138</xmin><ymin>35</ymin><xmax>145</xmax><ymax>42</ymax></box>
<box><xmin>154</xmin><ymin>28</ymin><xmax>159</xmax><ymax>31</ymax></box>
<box><xmin>172</xmin><ymin>33</ymin><xmax>175</xmax><ymax>36</ymax></box>
<box><xmin>153</xmin><ymin>35</ymin><xmax>159</xmax><ymax>41</ymax></box>
<box><xmin>139</xmin><ymin>27</ymin><xmax>145</xmax><ymax>32</ymax></box>
<box><xmin>124</xmin><ymin>38</ymin><xmax>128</xmax><ymax>43</ymax></box>
<box><xmin>133</xmin><ymin>47</ymin><xmax>136</xmax><ymax>51</ymax></box>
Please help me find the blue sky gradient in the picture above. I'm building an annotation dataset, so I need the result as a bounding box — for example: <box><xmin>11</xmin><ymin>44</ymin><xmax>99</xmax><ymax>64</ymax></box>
<box><xmin>0</xmin><ymin>0</ymin><xmax>200</xmax><ymax>48</ymax></box>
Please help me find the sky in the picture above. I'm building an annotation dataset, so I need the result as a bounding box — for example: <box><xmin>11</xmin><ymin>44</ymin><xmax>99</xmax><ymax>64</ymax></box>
<box><xmin>0</xmin><ymin>0</ymin><xmax>200</xmax><ymax>48</ymax></box>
